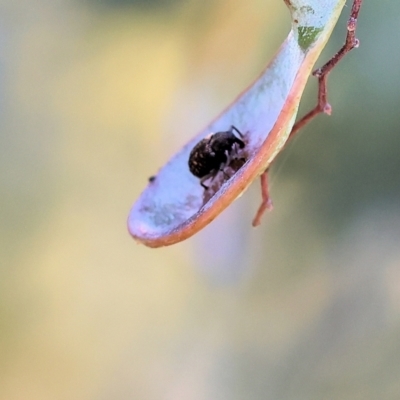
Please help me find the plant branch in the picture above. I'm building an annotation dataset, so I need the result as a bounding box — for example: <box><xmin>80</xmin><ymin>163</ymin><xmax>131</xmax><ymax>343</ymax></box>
<box><xmin>252</xmin><ymin>170</ymin><xmax>273</xmax><ymax>226</ymax></box>
<box><xmin>252</xmin><ymin>0</ymin><xmax>363</xmax><ymax>227</ymax></box>
<box><xmin>290</xmin><ymin>0</ymin><xmax>363</xmax><ymax>138</ymax></box>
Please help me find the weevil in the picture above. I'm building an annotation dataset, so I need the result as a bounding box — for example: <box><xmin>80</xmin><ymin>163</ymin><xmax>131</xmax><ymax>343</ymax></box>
<box><xmin>188</xmin><ymin>125</ymin><xmax>246</xmax><ymax>189</ymax></box>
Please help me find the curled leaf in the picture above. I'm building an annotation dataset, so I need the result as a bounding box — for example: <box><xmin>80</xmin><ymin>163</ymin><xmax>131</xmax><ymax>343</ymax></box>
<box><xmin>128</xmin><ymin>0</ymin><xmax>346</xmax><ymax>247</ymax></box>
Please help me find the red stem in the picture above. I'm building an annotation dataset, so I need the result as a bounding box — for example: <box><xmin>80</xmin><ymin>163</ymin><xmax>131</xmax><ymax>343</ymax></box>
<box><xmin>290</xmin><ymin>0</ymin><xmax>363</xmax><ymax>138</ymax></box>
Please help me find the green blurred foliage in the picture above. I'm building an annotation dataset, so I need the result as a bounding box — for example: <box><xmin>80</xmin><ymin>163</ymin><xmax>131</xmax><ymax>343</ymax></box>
<box><xmin>1</xmin><ymin>1</ymin><xmax>400</xmax><ymax>399</ymax></box>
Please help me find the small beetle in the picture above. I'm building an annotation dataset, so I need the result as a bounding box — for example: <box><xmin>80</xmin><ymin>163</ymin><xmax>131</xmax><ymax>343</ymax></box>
<box><xmin>188</xmin><ymin>125</ymin><xmax>246</xmax><ymax>189</ymax></box>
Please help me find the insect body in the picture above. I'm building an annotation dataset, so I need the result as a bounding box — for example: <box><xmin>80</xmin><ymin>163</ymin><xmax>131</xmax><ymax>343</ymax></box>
<box><xmin>188</xmin><ymin>126</ymin><xmax>246</xmax><ymax>189</ymax></box>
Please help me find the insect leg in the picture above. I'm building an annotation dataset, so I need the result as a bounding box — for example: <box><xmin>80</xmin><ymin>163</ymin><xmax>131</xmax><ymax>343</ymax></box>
<box><xmin>200</xmin><ymin>172</ymin><xmax>216</xmax><ymax>189</ymax></box>
<box><xmin>230</xmin><ymin>125</ymin><xmax>244</xmax><ymax>138</ymax></box>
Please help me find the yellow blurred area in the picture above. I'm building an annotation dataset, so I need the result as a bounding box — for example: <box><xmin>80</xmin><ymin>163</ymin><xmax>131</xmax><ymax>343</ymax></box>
<box><xmin>2</xmin><ymin>0</ymin><xmax>400</xmax><ymax>399</ymax></box>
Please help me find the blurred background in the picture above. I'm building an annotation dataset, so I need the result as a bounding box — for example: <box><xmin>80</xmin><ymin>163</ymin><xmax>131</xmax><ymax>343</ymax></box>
<box><xmin>1</xmin><ymin>0</ymin><xmax>400</xmax><ymax>399</ymax></box>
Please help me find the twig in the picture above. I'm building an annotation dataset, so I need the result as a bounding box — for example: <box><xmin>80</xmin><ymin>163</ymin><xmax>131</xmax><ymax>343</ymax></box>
<box><xmin>252</xmin><ymin>171</ymin><xmax>273</xmax><ymax>226</ymax></box>
<box><xmin>252</xmin><ymin>0</ymin><xmax>363</xmax><ymax>227</ymax></box>
<box><xmin>290</xmin><ymin>0</ymin><xmax>363</xmax><ymax>137</ymax></box>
